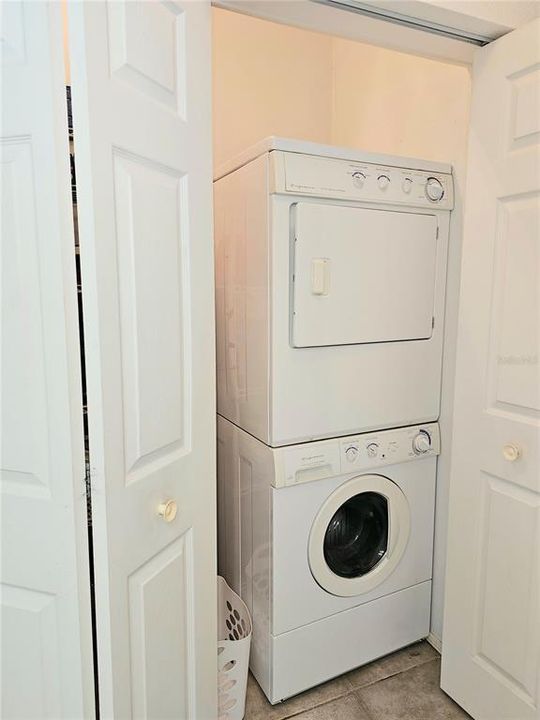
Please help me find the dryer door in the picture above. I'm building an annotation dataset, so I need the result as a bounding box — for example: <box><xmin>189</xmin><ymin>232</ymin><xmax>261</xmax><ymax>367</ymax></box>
<box><xmin>308</xmin><ymin>474</ymin><xmax>410</xmax><ymax>597</ymax></box>
<box><xmin>292</xmin><ymin>203</ymin><xmax>438</xmax><ymax>347</ymax></box>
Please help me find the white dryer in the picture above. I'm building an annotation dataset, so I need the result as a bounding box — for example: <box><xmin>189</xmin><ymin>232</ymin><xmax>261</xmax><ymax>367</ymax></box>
<box><xmin>217</xmin><ymin>415</ymin><xmax>440</xmax><ymax>704</ymax></box>
<box><xmin>214</xmin><ymin>137</ymin><xmax>454</xmax><ymax>446</ymax></box>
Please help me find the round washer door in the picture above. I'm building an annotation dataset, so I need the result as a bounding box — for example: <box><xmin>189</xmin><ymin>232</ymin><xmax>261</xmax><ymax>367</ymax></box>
<box><xmin>308</xmin><ymin>474</ymin><xmax>410</xmax><ymax>597</ymax></box>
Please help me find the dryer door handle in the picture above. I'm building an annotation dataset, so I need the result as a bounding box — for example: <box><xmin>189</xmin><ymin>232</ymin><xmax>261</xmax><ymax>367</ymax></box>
<box><xmin>311</xmin><ymin>258</ymin><xmax>330</xmax><ymax>296</ymax></box>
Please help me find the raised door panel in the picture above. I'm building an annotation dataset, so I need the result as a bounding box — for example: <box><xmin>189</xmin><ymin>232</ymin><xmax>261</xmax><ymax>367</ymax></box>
<box><xmin>1</xmin><ymin>140</ymin><xmax>50</xmax><ymax>499</ymax></box>
<box><xmin>474</xmin><ymin>478</ymin><xmax>539</xmax><ymax>704</ymax></box>
<box><xmin>113</xmin><ymin>150</ymin><xmax>189</xmax><ymax>482</ymax></box>
<box><xmin>490</xmin><ymin>193</ymin><xmax>539</xmax><ymax>413</ymax></box>
<box><xmin>107</xmin><ymin>0</ymin><xmax>186</xmax><ymax>114</ymax></box>
<box><xmin>1</xmin><ymin>1</ymin><xmax>26</xmax><ymax>65</ymax></box>
<box><xmin>508</xmin><ymin>64</ymin><xmax>540</xmax><ymax>150</ymax></box>
<box><xmin>1</xmin><ymin>587</ymin><xmax>61</xmax><ymax>719</ymax></box>
<box><xmin>129</xmin><ymin>533</ymin><xmax>194</xmax><ymax>718</ymax></box>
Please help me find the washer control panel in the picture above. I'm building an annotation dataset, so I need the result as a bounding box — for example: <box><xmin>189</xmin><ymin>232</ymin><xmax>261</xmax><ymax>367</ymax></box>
<box><xmin>273</xmin><ymin>151</ymin><xmax>454</xmax><ymax>210</ymax></box>
<box><xmin>275</xmin><ymin>423</ymin><xmax>440</xmax><ymax>488</ymax></box>
<box><xmin>341</xmin><ymin>423</ymin><xmax>440</xmax><ymax>470</ymax></box>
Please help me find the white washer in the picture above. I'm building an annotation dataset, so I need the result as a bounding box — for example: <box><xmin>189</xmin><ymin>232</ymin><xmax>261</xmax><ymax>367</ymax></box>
<box><xmin>214</xmin><ymin>137</ymin><xmax>454</xmax><ymax>447</ymax></box>
<box><xmin>217</xmin><ymin>415</ymin><xmax>440</xmax><ymax>704</ymax></box>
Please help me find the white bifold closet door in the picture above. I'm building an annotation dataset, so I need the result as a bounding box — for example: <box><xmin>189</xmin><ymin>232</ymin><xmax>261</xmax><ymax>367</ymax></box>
<box><xmin>1</xmin><ymin>3</ymin><xmax>94</xmax><ymax>718</ymax></box>
<box><xmin>442</xmin><ymin>17</ymin><xmax>540</xmax><ymax>720</ymax></box>
<box><xmin>68</xmin><ymin>2</ymin><xmax>216</xmax><ymax>719</ymax></box>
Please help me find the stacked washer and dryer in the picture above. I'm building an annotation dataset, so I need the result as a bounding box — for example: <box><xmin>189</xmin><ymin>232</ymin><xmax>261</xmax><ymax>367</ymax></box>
<box><xmin>214</xmin><ymin>137</ymin><xmax>453</xmax><ymax>704</ymax></box>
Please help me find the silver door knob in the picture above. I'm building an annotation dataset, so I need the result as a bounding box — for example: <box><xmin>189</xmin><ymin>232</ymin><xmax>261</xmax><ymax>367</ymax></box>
<box><xmin>158</xmin><ymin>500</ymin><xmax>178</xmax><ymax>522</ymax></box>
<box><xmin>502</xmin><ymin>443</ymin><xmax>521</xmax><ymax>462</ymax></box>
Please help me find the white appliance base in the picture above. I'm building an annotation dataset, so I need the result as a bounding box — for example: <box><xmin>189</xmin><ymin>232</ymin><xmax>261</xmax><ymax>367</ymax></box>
<box><xmin>255</xmin><ymin>581</ymin><xmax>432</xmax><ymax>704</ymax></box>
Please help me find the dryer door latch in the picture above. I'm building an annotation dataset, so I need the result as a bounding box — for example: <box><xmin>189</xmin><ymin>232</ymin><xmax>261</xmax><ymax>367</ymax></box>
<box><xmin>311</xmin><ymin>258</ymin><xmax>330</xmax><ymax>296</ymax></box>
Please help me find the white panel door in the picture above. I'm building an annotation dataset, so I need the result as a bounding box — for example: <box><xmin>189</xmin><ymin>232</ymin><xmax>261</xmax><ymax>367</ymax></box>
<box><xmin>442</xmin><ymin>18</ymin><xmax>540</xmax><ymax>720</ymax></box>
<box><xmin>292</xmin><ymin>203</ymin><xmax>438</xmax><ymax>347</ymax></box>
<box><xmin>68</xmin><ymin>2</ymin><xmax>216</xmax><ymax>718</ymax></box>
<box><xmin>0</xmin><ymin>2</ymin><xmax>94</xmax><ymax>718</ymax></box>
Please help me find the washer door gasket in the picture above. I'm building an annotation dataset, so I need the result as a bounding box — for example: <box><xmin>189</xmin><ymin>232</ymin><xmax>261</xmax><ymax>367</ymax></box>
<box><xmin>308</xmin><ymin>474</ymin><xmax>410</xmax><ymax>597</ymax></box>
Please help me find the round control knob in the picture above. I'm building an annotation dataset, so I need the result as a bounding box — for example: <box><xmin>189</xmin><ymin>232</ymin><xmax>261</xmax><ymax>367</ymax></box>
<box><xmin>345</xmin><ymin>446</ymin><xmax>359</xmax><ymax>462</ymax></box>
<box><xmin>352</xmin><ymin>171</ymin><xmax>366</xmax><ymax>188</ymax></box>
<box><xmin>412</xmin><ymin>431</ymin><xmax>431</xmax><ymax>454</ymax></box>
<box><xmin>378</xmin><ymin>174</ymin><xmax>390</xmax><ymax>190</ymax></box>
<box><xmin>402</xmin><ymin>177</ymin><xmax>413</xmax><ymax>194</ymax></box>
<box><xmin>425</xmin><ymin>177</ymin><xmax>444</xmax><ymax>202</ymax></box>
<box><xmin>366</xmin><ymin>443</ymin><xmax>379</xmax><ymax>458</ymax></box>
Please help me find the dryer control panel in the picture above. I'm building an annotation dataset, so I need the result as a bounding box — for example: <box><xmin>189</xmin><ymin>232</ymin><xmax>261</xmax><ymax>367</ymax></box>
<box><xmin>274</xmin><ymin>423</ymin><xmax>440</xmax><ymax>488</ymax></box>
<box><xmin>271</xmin><ymin>151</ymin><xmax>454</xmax><ymax>210</ymax></box>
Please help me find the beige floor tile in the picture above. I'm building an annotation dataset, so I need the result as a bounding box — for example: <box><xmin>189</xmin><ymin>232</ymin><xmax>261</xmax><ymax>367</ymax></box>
<box><xmin>292</xmin><ymin>693</ymin><xmax>371</xmax><ymax>720</ymax></box>
<box><xmin>244</xmin><ymin>672</ymin><xmax>351</xmax><ymax>720</ymax></box>
<box><xmin>356</xmin><ymin>658</ymin><xmax>472</xmax><ymax>720</ymax></box>
<box><xmin>344</xmin><ymin>641</ymin><xmax>439</xmax><ymax>690</ymax></box>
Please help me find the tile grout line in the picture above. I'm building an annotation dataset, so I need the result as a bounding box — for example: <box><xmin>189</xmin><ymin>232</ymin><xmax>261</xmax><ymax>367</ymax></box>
<box><xmin>351</xmin><ymin>658</ymin><xmax>443</xmax><ymax>720</ymax></box>
<box><xmin>277</xmin><ymin>690</ymin><xmax>350</xmax><ymax>720</ymax></box>
<box><xmin>279</xmin><ymin>690</ymin><xmax>373</xmax><ymax>720</ymax></box>
<box><xmin>354</xmin><ymin>691</ymin><xmax>377</xmax><ymax>720</ymax></box>
<box><xmin>276</xmin><ymin>654</ymin><xmax>441</xmax><ymax>720</ymax></box>
<box><xmin>345</xmin><ymin>654</ymin><xmax>441</xmax><ymax>694</ymax></box>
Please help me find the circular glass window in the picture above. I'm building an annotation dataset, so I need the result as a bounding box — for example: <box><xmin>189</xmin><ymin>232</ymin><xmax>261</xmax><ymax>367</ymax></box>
<box><xmin>323</xmin><ymin>492</ymin><xmax>388</xmax><ymax>578</ymax></box>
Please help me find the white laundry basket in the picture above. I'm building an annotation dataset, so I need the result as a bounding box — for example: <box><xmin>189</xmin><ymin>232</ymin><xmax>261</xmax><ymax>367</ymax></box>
<box><xmin>217</xmin><ymin>576</ymin><xmax>252</xmax><ymax>720</ymax></box>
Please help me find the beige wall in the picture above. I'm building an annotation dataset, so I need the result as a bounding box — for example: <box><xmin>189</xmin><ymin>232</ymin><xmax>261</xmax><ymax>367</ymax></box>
<box><xmin>212</xmin><ymin>7</ymin><xmax>471</xmax><ymax>168</ymax></box>
<box><xmin>212</xmin><ymin>9</ymin><xmax>334</xmax><ymax>169</ymax></box>
<box><xmin>331</xmin><ymin>39</ymin><xmax>471</xmax><ymax>165</ymax></box>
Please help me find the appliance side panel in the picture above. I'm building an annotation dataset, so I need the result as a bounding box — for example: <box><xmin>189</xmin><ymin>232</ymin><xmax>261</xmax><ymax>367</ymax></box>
<box><xmin>216</xmin><ymin>416</ymin><xmax>274</xmax><ymax>692</ymax></box>
<box><xmin>217</xmin><ymin>415</ymin><xmax>241</xmax><ymax>591</ymax></box>
<box><xmin>214</xmin><ymin>155</ymin><xmax>270</xmax><ymax>441</ymax></box>
<box><xmin>244</xmin><ymin>429</ymin><xmax>274</xmax><ymax>696</ymax></box>
<box><xmin>431</xmin><ymin>165</ymin><xmax>465</xmax><ymax>643</ymax></box>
